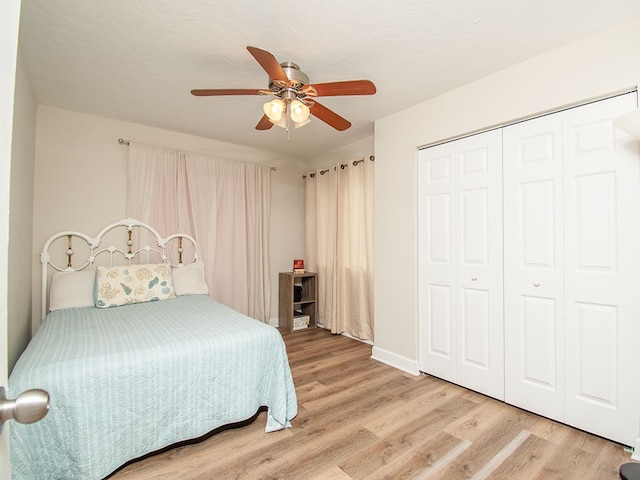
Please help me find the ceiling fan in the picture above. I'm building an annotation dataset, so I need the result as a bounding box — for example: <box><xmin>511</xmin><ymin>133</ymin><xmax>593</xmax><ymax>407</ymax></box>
<box><xmin>191</xmin><ymin>46</ymin><xmax>376</xmax><ymax>132</ymax></box>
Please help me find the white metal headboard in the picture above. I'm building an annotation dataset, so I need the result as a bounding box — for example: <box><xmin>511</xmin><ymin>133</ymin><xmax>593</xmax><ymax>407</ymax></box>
<box><xmin>40</xmin><ymin>218</ymin><xmax>199</xmax><ymax>320</ymax></box>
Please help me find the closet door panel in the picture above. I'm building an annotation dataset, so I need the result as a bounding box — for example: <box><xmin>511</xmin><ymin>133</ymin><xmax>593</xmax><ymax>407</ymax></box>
<box><xmin>519</xmin><ymin>180</ymin><xmax>556</xmax><ymax>268</ymax></box>
<box><xmin>503</xmin><ymin>113</ymin><xmax>565</xmax><ymax>419</ymax></box>
<box><xmin>426</xmin><ymin>284</ymin><xmax>453</xmax><ymax>358</ymax></box>
<box><xmin>573</xmin><ymin>172</ymin><xmax>616</xmax><ymax>270</ymax></box>
<box><xmin>520</xmin><ymin>295</ymin><xmax>558</xmax><ymax>386</ymax></box>
<box><xmin>460</xmin><ymin>188</ymin><xmax>489</xmax><ymax>265</ymax></box>
<box><xmin>455</xmin><ymin>130</ymin><xmax>504</xmax><ymax>399</ymax></box>
<box><xmin>563</xmin><ymin>93</ymin><xmax>640</xmax><ymax>446</ymax></box>
<box><xmin>427</xmin><ymin>193</ymin><xmax>451</xmax><ymax>263</ymax></box>
<box><xmin>460</xmin><ymin>287</ymin><xmax>489</xmax><ymax>367</ymax></box>
<box><xmin>418</xmin><ymin>143</ymin><xmax>457</xmax><ymax>381</ymax></box>
<box><xmin>572</xmin><ymin>301</ymin><xmax>618</xmax><ymax>402</ymax></box>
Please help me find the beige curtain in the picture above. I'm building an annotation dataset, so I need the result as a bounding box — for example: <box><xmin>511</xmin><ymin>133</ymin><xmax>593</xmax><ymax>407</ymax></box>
<box><xmin>126</xmin><ymin>142</ymin><xmax>272</xmax><ymax>322</ymax></box>
<box><xmin>305</xmin><ymin>156</ymin><xmax>374</xmax><ymax>340</ymax></box>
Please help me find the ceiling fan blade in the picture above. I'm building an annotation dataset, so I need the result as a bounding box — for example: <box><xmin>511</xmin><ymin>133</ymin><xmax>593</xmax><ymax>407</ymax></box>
<box><xmin>191</xmin><ymin>89</ymin><xmax>262</xmax><ymax>96</ymax></box>
<box><xmin>255</xmin><ymin>114</ymin><xmax>274</xmax><ymax>130</ymax></box>
<box><xmin>310</xmin><ymin>101</ymin><xmax>351</xmax><ymax>131</ymax></box>
<box><xmin>303</xmin><ymin>80</ymin><xmax>376</xmax><ymax>97</ymax></box>
<box><xmin>246</xmin><ymin>46</ymin><xmax>289</xmax><ymax>83</ymax></box>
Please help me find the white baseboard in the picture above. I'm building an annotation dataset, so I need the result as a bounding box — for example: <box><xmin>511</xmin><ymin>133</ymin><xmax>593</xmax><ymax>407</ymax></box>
<box><xmin>371</xmin><ymin>346</ymin><xmax>420</xmax><ymax>376</ymax></box>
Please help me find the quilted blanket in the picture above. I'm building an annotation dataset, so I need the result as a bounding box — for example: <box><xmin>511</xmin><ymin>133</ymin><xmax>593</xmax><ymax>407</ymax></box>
<box><xmin>9</xmin><ymin>295</ymin><xmax>297</xmax><ymax>479</ymax></box>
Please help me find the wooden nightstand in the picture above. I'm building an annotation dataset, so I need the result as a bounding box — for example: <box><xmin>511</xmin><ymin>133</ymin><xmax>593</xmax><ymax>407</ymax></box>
<box><xmin>278</xmin><ymin>272</ymin><xmax>317</xmax><ymax>333</ymax></box>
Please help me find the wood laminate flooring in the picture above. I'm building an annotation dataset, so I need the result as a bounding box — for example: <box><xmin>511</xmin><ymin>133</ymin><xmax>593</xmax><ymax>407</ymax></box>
<box><xmin>109</xmin><ymin>328</ymin><xmax>634</xmax><ymax>479</ymax></box>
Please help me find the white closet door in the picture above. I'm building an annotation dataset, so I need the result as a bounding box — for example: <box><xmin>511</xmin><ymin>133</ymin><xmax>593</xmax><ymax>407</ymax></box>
<box><xmin>503</xmin><ymin>113</ymin><xmax>565</xmax><ymax>419</ymax></box>
<box><xmin>418</xmin><ymin>142</ymin><xmax>457</xmax><ymax>382</ymax></box>
<box><xmin>418</xmin><ymin>130</ymin><xmax>504</xmax><ymax>400</ymax></box>
<box><xmin>454</xmin><ymin>131</ymin><xmax>504</xmax><ymax>399</ymax></box>
<box><xmin>562</xmin><ymin>93</ymin><xmax>640</xmax><ymax>446</ymax></box>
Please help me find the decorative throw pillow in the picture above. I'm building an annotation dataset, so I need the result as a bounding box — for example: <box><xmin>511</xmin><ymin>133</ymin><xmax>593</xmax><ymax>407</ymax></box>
<box><xmin>49</xmin><ymin>270</ymin><xmax>96</xmax><ymax>311</ymax></box>
<box><xmin>95</xmin><ymin>263</ymin><xmax>175</xmax><ymax>308</ymax></box>
<box><xmin>172</xmin><ymin>262</ymin><xmax>209</xmax><ymax>296</ymax></box>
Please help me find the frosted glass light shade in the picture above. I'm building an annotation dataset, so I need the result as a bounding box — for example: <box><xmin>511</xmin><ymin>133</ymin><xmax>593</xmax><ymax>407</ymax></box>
<box><xmin>614</xmin><ymin>108</ymin><xmax>640</xmax><ymax>140</ymax></box>
<box><xmin>263</xmin><ymin>99</ymin><xmax>285</xmax><ymax>122</ymax></box>
<box><xmin>289</xmin><ymin>99</ymin><xmax>310</xmax><ymax>123</ymax></box>
<box><xmin>270</xmin><ymin>117</ymin><xmax>311</xmax><ymax>129</ymax></box>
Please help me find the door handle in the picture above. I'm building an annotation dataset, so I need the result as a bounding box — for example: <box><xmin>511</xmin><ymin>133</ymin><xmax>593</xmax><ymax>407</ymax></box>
<box><xmin>0</xmin><ymin>386</ymin><xmax>49</xmax><ymax>425</ymax></box>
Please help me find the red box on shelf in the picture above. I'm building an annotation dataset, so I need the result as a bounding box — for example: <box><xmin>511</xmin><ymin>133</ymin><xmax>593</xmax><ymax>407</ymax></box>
<box><xmin>293</xmin><ymin>259</ymin><xmax>305</xmax><ymax>274</ymax></box>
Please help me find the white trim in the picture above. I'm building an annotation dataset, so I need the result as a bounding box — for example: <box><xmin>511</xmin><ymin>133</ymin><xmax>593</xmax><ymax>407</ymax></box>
<box><xmin>371</xmin><ymin>346</ymin><xmax>420</xmax><ymax>376</ymax></box>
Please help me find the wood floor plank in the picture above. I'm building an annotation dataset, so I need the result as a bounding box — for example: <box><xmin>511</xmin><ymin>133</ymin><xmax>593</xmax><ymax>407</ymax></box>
<box><xmin>483</xmin><ymin>434</ymin><xmax>557</xmax><ymax>480</ymax></box>
<box><xmin>109</xmin><ymin>328</ymin><xmax>634</xmax><ymax>480</ymax></box>
<box><xmin>363</xmin><ymin>381</ymin><xmax>472</xmax><ymax>437</ymax></box>
<box><xmin>430</xmin><ymin>409</ymin><xmax>538</xmax><ymax>480</ymax></box>
<box><xmin>527</xmin><ymin>415</ymin><xmax>576</xmax><ymax>447</ymax></box>
<box><xmin>340</xmin><ymin>395</ymin><xmax>476</xmax><ymax>480</ymax></box>
<box><xmin>442</xmin><ymin>392</ymin><xmax>512</xmax><ymax>442</ymax></box>
<box><xmin>251</xmin><ymin>427</ymin><xmax>379</xmax><ymax>480</ymax></box>
<box><xmin>359</xmin><ymin>431</ymin><xmax>467</xmax><ymax>480</ymax></box>
<box><xmin>305</xmin><ymin>465</ymin><xmax>352</xmax><ymax>480</ymax></box>
<box><xmin>297</xmin><ymin>372</ymin><xmax>415</xmax><ymax>427</ymax></box>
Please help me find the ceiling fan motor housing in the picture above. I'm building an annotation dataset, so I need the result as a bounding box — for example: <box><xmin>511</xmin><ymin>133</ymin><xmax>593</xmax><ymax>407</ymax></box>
<box><xmin>269</xmin><ymin>62</ymin><xmax>309</xmax><ymax>91</ymax></box>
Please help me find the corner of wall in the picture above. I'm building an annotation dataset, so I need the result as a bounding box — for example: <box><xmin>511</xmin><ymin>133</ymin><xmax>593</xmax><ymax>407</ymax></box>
<box><xmin>371</xmin><ymin>345</ymin><xmax>420</xmax><ymax>376</ymax></box>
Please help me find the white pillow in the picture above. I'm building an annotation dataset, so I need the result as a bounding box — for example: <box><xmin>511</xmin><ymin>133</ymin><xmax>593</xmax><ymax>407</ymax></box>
<box><xmin>172</xmin><ymin>262</ymin><xmax>209</xmax><ymax>296</ymax></box>
<box><xmin>95</xmin><ymin>263</ymin><xmax>175</xmax><ymax>308</ymax></box>
<box><xmin>49</xmin><ymin>270</ymin><xmax>96</xmax><ymax>311</ymax></box>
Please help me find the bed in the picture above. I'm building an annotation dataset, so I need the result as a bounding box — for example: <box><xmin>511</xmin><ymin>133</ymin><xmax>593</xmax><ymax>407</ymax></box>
<box><xmin>9</xmin><ymin>219</ymin><xmax>298</xmax><ymax>480</ymax></box>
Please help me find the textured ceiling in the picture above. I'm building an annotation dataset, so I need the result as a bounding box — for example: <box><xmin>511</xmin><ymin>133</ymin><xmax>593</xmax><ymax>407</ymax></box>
<box><xmin>18</xmin><ymin>0</ymin><xmax>640</xmax><ymax>160</ymax></box>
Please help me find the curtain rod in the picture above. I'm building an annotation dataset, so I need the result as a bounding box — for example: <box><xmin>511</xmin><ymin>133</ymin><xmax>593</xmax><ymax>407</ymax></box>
<box><xmin>302</xmin><ymin>155</ymin><xmax>374</xmax><ymax>179</ymax></box>
<box><xmin>118</xmin><ymin>138</ymin><xmax>276</xmax><ymax>171</ymax></box>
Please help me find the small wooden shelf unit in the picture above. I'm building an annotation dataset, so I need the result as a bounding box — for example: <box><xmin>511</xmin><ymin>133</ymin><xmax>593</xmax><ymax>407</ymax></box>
<box><xmin>279</xmin><ymin>272</ymin><xmax>317</xmax><ymax>333</ymax></box>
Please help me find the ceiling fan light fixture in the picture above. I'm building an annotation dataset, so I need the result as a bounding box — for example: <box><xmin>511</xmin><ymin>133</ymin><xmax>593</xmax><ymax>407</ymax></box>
<box><xmin>269</xmin><ymin>116</ymin><xmax>310</xmax><ymax>129</ymax></box>
<box><xmin>290</xmin><ymin>99</ymin><xmax>310</xmax><ymax>123</ymax></box>
<box><xmin>293</xmin><ymin>117</ymin><xmax>311</xmax><ymax>129</ymax></box>
<box><xmin>263</xmin><ymin>98</ymin><xmax>285</xmax><ymax>122</ymax></box>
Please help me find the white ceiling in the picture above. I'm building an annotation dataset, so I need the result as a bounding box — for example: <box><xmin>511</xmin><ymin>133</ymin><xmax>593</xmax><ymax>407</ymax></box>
<box><xmin>18</xmin><ymin>0</ymin><xmax>640</xmax><ymax>160</ymax></box>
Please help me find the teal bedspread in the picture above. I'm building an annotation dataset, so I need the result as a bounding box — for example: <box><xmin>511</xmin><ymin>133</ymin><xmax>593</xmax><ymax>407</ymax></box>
<box><xmin>9</xmin><ymin>295</ymin><xmax>298</xmax><ymax>479</ymax></box>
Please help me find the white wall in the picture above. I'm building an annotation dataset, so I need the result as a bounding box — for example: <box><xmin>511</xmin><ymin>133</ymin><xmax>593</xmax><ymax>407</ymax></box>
<box><xmin>374</xmin><ymin>17</ymin><xmax>640</xmax><ymax>370</ymax></box>
<box><xmin>32</xmin><ymin>106</ymin><xmax>306</xmax><ymax>330</ymax></box>
<box><xmin>307</xmin><ymin>136</ymin><xmax>375</xmax><ymax>171</ymax></box>
<box><xmin>8</xmin><ymin>49</ymin><xmax>37</xmax><ymax>371</ymax></box>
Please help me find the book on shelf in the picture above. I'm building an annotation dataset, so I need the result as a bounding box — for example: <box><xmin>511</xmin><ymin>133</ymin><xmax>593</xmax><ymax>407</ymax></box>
<box><xmin>293</xmin><ymin>259</ymin><xmax>305</xmax><ymax>274</ymax></box>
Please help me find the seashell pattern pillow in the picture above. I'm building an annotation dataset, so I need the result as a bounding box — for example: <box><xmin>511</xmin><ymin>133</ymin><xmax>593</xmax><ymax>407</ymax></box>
<box><xmin>95</xmin><ymin>264</ymin><xmax>175</xmax><ymax>308</ymax></box>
